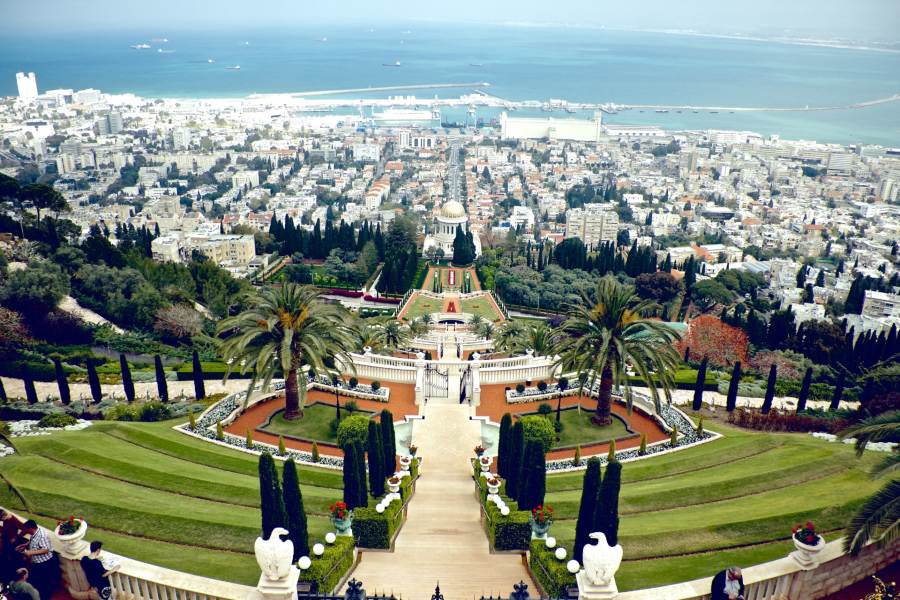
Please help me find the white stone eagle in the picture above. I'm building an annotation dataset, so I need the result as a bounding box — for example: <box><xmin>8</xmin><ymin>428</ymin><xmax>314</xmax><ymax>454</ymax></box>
<box><xmin>582</xmin><ymin>532</ymin><xmax>623</xmax><ymax>586</ymax></box>
<box><xmin>254</xmin><ymin>527</ymin><xmax>294</xmax><ymax>581</ymax></box>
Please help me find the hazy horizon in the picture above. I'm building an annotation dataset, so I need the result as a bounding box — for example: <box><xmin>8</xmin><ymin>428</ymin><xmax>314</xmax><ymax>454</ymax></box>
<box><xmin>3</xmin><ymin>0</ymin><xmax>900</xmax><ymax>42</ymax></box>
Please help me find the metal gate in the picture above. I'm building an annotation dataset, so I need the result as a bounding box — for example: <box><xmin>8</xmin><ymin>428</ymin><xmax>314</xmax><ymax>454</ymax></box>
<box><xmin>460</xmin><ymin>366</ymin><xmax>473</xmax><ymax>404</ymax></box>
<box><xmin>424</xmin><ymin>365</ymin><xmax>449</xmax><ymax>398</ymax></box>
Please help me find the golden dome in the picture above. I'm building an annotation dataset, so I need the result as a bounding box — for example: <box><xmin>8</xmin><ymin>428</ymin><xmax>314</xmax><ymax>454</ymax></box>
<box><xmin>440</xmin><ymin>200</ymin><xmax>466</xmax><ymax>219</ymax></box>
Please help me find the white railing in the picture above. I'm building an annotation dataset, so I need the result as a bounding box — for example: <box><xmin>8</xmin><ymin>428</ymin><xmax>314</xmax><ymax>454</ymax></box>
<box><xmin>107</xmin><ymin>555</ymin><xmax>257</xmax><ymax>600</ymax></box>
<box><xmin>351</xmin><ymin>352</ymin><xmax>418</xmax><ymax>367</ymax></box>
<box><xmin>479</xmin><ymin>361</ymin><xmax>557</xmax><ymax>385</ymax></box>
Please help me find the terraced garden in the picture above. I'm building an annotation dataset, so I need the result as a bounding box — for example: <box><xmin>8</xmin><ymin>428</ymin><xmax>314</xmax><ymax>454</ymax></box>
<box><xmin>541</xmin><ymin>423</ymin><xmax>881</xmax><ymax>590</ymax></box>
<box><xmin>0</xmin><ymin>419</ymin><xmax>347</xmax><ymax>585</ymax></box>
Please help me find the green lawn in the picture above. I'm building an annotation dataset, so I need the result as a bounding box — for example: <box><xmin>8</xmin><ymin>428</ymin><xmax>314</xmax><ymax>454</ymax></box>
<box><xmin>260</xmin><ymin>403</ymin><xmax>374</xmax><ymax>444</ymax></box>
<box><xmin>401</xmin><ymin>294</ymin><xmax>443</xmax><ymax>321</ymax></box>
<box><xmin>541</xmin><ymin>423</ymin><xmax>882</xmax><ymax>591</ymax></box>
<box><xmin>0</xmin><ymin>419</ymin><xmax>349</xmax><ymax>585</ymax></box>
<box><xmin>550</xmin><ymin>408</ymin><xmax>632</xmax><ymax>449</ymax></box>
<box><xmin>460</xmin><ymin>297</ymin><xmax>502</xmax><ymax>322</ymax></box>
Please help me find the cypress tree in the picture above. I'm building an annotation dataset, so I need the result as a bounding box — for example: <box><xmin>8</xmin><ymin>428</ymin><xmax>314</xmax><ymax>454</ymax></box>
<box><xmin>797</xmin><ymin>367</ymin><xmax>813</xmax><ymax>413</ymax></box>
<box><xmin>692</xmin><ymin>356</ymin><xmax>708</xmax><ymax>411</ymax></box>
<box><xmin>258</xmin><ymin>452</ymin><xmax>286</xmax><ymax>538</ymax></box>
<box><xmin>830</xmin><ymin>372</ymin><xmax>845</xmax><ymax>412</ymax></box>
<box><xmin>282</xmin><ymin>459</ymin><xmax>309</xmax><ymax>560</ymax></box>
<box><xmin>574</xmin><ymin>457</ymin><xmax>602</xmax><ymax>562</ymax></box>
<box><xmin>683</xmin><ymin>346</ymin><xmax>690</xmax><ymax>362</ymax></box>
<box><xmin>0</xmin><ymin>378</ymin><xmax>6</xmax><ymax>402</ymax></box>
<box><xmin>192</xmin><ymin>350</ymin><xmax>206</xmax><ymax>400</ymax></box>
<box><xmin>87</xmin><ymin>359</ymin><xmax>102</xmax><ymax>404</ymax></box>
<box><xmin>342</xmin><ymin>443</ymin><xmax>360</xmax><ymax>509</ymax></box>
<box><xmin>154</xmin><ymin>355</ymin><xmax>169</xmax><ymax>402</ymax></box>
<box><xmin>597</xmin><ymin>460</ymin><xmax>622</xmax><ymax>546</ymax></box>
<box><xmin>53</xmin><ymin>357</ymin><xmax>70</xmax><ymax>405</ymax></box>
<box><xmin>354</xmin><ymin>440</ymin><xmax>369</xmax><ymax>508</ymax></box>
<box><xmin>517</xmin><ymin>440</ymin><xmax>546</xmax><ymax>512</ymax></box>
<box><xmin>761</xmin><ymin>364</ymin><xmax>777</xmax><ymax>414</ymax></box>
<box><xmin>23</xmin><ymin>366</ymin><xmax>38</xmax><ymax>405</ymax></box>
<box><xmin>367</xmin><ymin>420</ymin><xmax>386</xmax><ymax>498</ymax></box>
<box><xmin>506</xmin><ymin>421</ymin><xmax>525</xmax><ymax>500</ymax></box>
<box><xmin>120</xmin><ymin>354</ymin><xmax>135</xmax><ymax>403</ymax></box>
<box><xmin>726</xmin><ymin>361</ymin><xmax>741</xmax><ymax>412</ymax></box>
<box><xmin>497</xmin><ymin>413</ymin><xmax>512</xmax><ymax>478</ymax></box>
<box><xmin>380</xmin><ymin>410</ymin><xmax>396</xmax><ymax>476</ymax></box>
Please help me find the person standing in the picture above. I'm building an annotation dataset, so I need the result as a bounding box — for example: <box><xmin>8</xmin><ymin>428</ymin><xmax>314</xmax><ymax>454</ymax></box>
<box><xmin>16</xmin><ymin>520</ymin><xmax>57</xmax><ymax>600</ymax></box>
<box><xmin>0</xmin><ymin>510</ymin><xmax>25</xmax><ymax>582</ymax></box>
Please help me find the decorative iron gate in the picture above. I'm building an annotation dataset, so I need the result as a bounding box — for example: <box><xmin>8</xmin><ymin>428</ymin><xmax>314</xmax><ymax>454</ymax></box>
<box><xmin>424</xmin><ymin>365</ymin><xmax>449</xmax><ymax>398</ymax></box>
<box><xmin>460</xmin><ymin>366</ymin><xmax>473</xmax><ymax>404</ymax></box>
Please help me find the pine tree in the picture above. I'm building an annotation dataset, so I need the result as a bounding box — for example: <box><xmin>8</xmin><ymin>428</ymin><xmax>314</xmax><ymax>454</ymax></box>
<box><xmin>517</xmin><ymin>440</ymin><xmax>546</xmax><ymax>511</ymax></box>
<box><xmin>258</xmin><ymin>452</ymin><xmax>286</xmax><ymax>538</ymax></box>
<box><xmin>597</xmin><ymin>460</ymin><xmax>622</xmax><ymax>546</ymax></box>
<box><xmin>120</xmin><ymin>354</ymin><xmax>135</xmax><ymax>403</ymax></box>
<box><xmin>692</xmin><ymin>357</ymin><xmax>708</xmax><ymax>411</ymax></box>
<box><xmin>761</xmin><ymin>364</ymin><xmax>777</xmax><ymax>414</ymax></box>
<box><xmin>192</xmin><ymin>350</ymin><xmax>206</xmax><ymax>400</ymax></box>
<box><xmin>497</xmin><ymin>413</ymin><xmax>512</xmax><ymax>478</ymax></box>
<box><xmin>726</xmin><ymin>361</ymin><xmax>741</xmax><ymax>412</ymax></box>
<box><xmin>380</xmin><ymin>410</ymin><xmax>396</xmax><ymax>476</ymax></box>
<box><xmin>573</xmin><ymin>457</ymin><xmax>601</xmax><ymax>562</ymax></box>
<box><xmin>342</xmin><ymin>443</ymin><xmax>361</xmax><ymax>509</ymax></box>
<box><xmin>367</xmin><ymin>420</ymin><xmax>386</xmax><ymax>498</ymax></box>
<box><xmin>354</xmin><ymin>440</ymin><xmax>369</xmax><ymax>508</ymax></box>
<box><xmin>506</xmin><ymin>421</ymin><xmax>525</xmax><ymax>500</ymax></box>
<box><xmin>53</xmin><ymin>357</ymin><xmax>70</xmax><ymax>405</ymax></box>
<box><xmin>796</xmin><ymin>367</ymin><xmax>813</xmax><ymax>413</ymax></box>
<box><xmin>282</xmin><ymin>459</ymin><xmax>309</xmax><ymax>560</ymax></box>
<box><xmin>154</xmin><ymin>355</ymin><xmax>169</xmax><ymax>402</ymax></box>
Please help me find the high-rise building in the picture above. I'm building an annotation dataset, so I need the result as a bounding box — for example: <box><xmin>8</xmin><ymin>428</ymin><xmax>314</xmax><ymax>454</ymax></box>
<box><xmin>15</xmin><ymin>72</ymin><xmax>38</xmax><ymax>101</ymax></box>
<box><xmin>565</xmin><ymin>203</ymin><xmax>620</xmax><ymax>248</ymax></box>
<box><xmin>172</xmin><ymin>128</ymin><xmax>192</xmax><ymax>150</ymax></box>
<box><xmin>97</xmin><ymin>111</ymin><xmax>124</xmax><ymax>135</ymax></box>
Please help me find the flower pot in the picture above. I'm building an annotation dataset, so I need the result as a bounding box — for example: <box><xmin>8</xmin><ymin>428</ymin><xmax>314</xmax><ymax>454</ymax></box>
<box><xmin>388</xmin><ymin>480</ymin><xmax>401</xmax><ymax>494</ymax></box>
<box><xmin>479</xmin><ymin>456</ymin><xmax>492</xmax><ymax>473</ymax></box>
<box><xmin>487</xmin><ymin>481</ymin><xmax>500</xmax><ymax>495</ymax></box>
<box><xmin>332</xmin><ymin>513</ymin><xmax>354</xmax><ymax>537</ymax></box>
<box><xmin>54</xmin><ymin>519</ymin><xmax>89</xmax><ymax>559</ymax></box>
<box><xmin>398</xmin><ymin>456</ymin><xmax>412</xmax><ymax>469</ymax></box>
<box><xmin>790</xmin><ymin>534</ymin><xmax>825</xmax><ymax>569</ymax></box>
<box><xmin>530</xmin><ymin>518</ymin><xmax>552</xmax><ymax>540</ymax></box>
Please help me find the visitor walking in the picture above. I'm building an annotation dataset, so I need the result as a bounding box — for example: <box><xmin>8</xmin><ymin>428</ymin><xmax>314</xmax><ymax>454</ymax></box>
<box><xmin>80</xmin><ymin>541</ymin><xmax>118</xmax><ymax>599</ymax></box>
<box><xmin>15</xmin><ymin>521</ymin><xmax>57</xmax><ymax>600</ymax></box>
<box><xmin>711</xmin><ymin>566</ymin><xmax>744</xmax><ymax>600</ymax></box>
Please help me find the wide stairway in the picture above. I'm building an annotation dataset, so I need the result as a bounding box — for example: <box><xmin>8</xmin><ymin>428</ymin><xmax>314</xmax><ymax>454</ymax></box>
<box><xmin>347</xmin><ymin>404</ymin><xmax>533</xmax><ymax>599</ymax></box>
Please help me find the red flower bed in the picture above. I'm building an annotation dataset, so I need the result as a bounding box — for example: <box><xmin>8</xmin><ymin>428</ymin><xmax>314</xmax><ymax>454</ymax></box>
<box><xmin>327</xmin><ymin>289</ymin><xmax>364</xmax><ymax>298</ymax></box>
<box><xmin>728</xmin><ymin>408</ymin><xmax>849</xmax><ymax>433</ymax></box>
<box><xmin>363</xmin><ymin>294</ymin><xmax>400</xmax><ymax>304</ymax></box>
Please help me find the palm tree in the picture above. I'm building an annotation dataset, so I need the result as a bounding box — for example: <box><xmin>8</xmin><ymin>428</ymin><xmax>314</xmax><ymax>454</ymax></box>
<box><xmin>493</xmin><ymin>320</ymin><xmax>527</xmax><ymax>353</ymax></box>
<box><xmin>838</xmin><ymin>410</ymin><xmax>900</xmax><ymax>555</ymax></box>
<box><xmin>374</xmin><ymin>319</ymin><xmax>410</xmax><ymax>351</ymax></box>
<box><xmin>469</xmin><ymin>313</ymin><xmax>485</xmax><ymax>331</ymax></box>
<box><xmin>408</xmin><ymin>317</ymin><xmax>428</xmax><ymax>338</ymax></box>
<box><xmin>553</xmin><ymin>277</ymin><xmax>681</xmax><ymax>426</ymax></box>
<box><xmin>475</xmin><ymin>321</ymin><xmax>495</xmax><ymax>341</ymax></box>
<box><xmin>217</xmin><ymin>284</ymin><xmax>358</xmax><ymax>420</ymax></box>
<box><xmin>520</xmin><ymin>322</ymin><xmax>555</xmax><ymax>356</ymax></box>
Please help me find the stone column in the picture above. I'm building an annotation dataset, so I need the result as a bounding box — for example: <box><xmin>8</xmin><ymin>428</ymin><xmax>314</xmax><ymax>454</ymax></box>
<box><xmin>414</xmin><ymin>351</ymin><xmax>426</xmax><ymax>405</ymax></box>
<box><xmin>471</xmin><ymin>352</ymin><xmax>482</xmax><ymax>407</ymax></box>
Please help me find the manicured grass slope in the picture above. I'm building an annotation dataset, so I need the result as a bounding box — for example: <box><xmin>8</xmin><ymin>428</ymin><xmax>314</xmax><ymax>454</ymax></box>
<box><xmin>260</xmin><ymin>403</ymin><xmax>373</xmax><ymax>444</ymax></box>
<box><xmin>543</xmin><ymin>424</ymin><xmax>880</xmax><ymax>591</ymax></box>
<box><xmin>0</xmin><ymin>420</ymin><xmax>346</xmax><ymax>585</ymax></box>
<box><xmin>553</xmin><ymin>409</ymin><xmax>631</xmax><ymax>449</ymax></box>
<box><xmin>459</xmin><ymin>297</ymin><xmax>503</xmax><ymax>322</ymax></box>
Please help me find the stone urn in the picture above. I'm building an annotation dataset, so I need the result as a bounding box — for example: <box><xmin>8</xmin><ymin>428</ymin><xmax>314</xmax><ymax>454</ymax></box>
<box><xmin>387</xmin><ymin>477</ymin><xmax>401</xmax><ymax>494</ymax></box>
<box><xmin>332</xmin><ymin>513</ymin><xmax>354</xmax><ymax>537</ymax></box>
<box><xmin>790</xmin><ymin>534</ymin><xmax>826</xmax><ymax>569</ymax></box>
<box><xmin>398</xmin><ymin>455</ymin><xmax>412</xmax><ymax>469</ymax></box>
<box><xmin>530</xmin><ymin>516</ymin><xmax>552</xmax><ymax>540</ymax></box>
<box><xmin>486</xmin><ymin>478</ymin><xmax>501</xmax><ymax>495</ymax></box>
<box><xmin>54</xmin><ymin>519</ymin><xmax>89</xmax><ymax>559</ymax></box>
<box><xmin>479</xmin><ymin>456</ymin><xmax>492</xmax><ymax>473</ymax></box>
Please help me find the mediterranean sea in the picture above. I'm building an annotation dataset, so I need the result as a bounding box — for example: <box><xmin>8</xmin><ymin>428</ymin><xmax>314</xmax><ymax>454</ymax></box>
<box><xmin>2</xmin><ymin>25</ymin><xmax>899</xmax><ymax>145</ymax></box>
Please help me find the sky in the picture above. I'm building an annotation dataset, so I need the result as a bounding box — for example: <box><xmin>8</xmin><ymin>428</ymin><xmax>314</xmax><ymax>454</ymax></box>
<box><xmin>2</xmin><ymin>0</ymin><xmax>899</xmax><ymax>41</ymax></box>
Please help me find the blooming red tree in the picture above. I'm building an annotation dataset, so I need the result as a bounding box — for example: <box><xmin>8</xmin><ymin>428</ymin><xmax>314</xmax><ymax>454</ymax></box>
<box><xmin>677</xmin><ymin>314</ymin><xmax>749</xmax><ymax>368</ymax></box>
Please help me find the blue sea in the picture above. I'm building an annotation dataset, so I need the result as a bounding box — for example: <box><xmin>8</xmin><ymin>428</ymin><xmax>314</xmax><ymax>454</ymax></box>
<box><xmin>2</xmin><ymin>25</ymin><xmax>899</xmax><ymax>146</ymax></box>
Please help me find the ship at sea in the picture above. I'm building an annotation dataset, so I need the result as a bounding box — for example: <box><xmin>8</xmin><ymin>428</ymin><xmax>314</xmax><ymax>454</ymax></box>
<box><xmin>226</xmin><ymin>65</ymin><xmax>241</xmax><ymax>70</ymax></box>
<box><xmin>130</xmin><ymin>44</ymin><xmax>151</xmax><ymax>50</ymax></box>
<box><xmin>382</xmin><ymin>61</ymin><xmax>401</xmax><ymax>67</ymax></box>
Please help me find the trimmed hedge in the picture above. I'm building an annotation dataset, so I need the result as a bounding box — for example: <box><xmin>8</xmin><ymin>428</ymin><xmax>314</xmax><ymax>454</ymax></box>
<box><xmin>628</xmin><ymin>369</ymin><xmax>719</xmax><ymax>391</ymax></box>
<box><xmin>352</xmin><ymin>497</ymin><xmax>403</xmax><ymax>549</ymax></box>
<box><xmin>475</xmin><ymin>462</ymin><xmax>531</xmax><ymax>551</ymax></box>
<box><xmin>0</xmin><ymin>360</ymin><xmax>56</xmax><ymax>381</ymax></box>
<box><xmin>175</xmin><ymin>361</ymin><xmax>253</xmax><ymax>380</ymax></box>
<box><xmin>298</xmin><ymin>535</ymin><xmax>355</xmax><ymax>594</ymax></box>
<box><xmin>529</xmin><ymin>540</ymin><xmax>576</xmax><ymax>598</ymax></box>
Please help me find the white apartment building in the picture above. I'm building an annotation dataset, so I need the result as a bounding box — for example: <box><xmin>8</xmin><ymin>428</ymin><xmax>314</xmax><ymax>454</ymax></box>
<box><xmin>231</xmin><ymin>170</ymin><xmax>260</xmax><ymax>190</ymax></box>
<box><xmin>862</xmin><ymin>290</ymin><xmax>900</xmax><ymax>320</ymax></box>
<box><xmin>172</xmin><ymin>128</ymin><xmax>192</xmax><ymax>150</ymax></box>
<box><xmin>16</xmin><ymin>72</ymin><xmax>38</xmax><ymax>101</ymax></box>
<box><xmin>352</xmin><ymin>143</ymin><xmax>381</xmax><ymax>162</ymax></box>
<box><xmin>565</xmin><ymin>203</ymin><xmax>619</xmax><ymax>248</ymax></box>
<box><xmin>509</xmin><ymin>205</ymin><xmax>536</xmax><ymax>231</ymax></box>
<box><xmin>151</xmin><ymin>235</ymin><xmax>182</xmax><ymax>262</ymax></box>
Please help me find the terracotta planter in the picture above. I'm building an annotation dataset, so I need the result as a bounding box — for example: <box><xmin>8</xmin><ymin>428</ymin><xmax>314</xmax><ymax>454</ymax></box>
<box><xmin>790</xmin><ymin>535</ymin><xmax>825</xmax><ymax>569</ymax></box>
<box><xmin>54</xmin><ymin>520</ymin><xmax>89</xmax><ymax>559</ymax></box>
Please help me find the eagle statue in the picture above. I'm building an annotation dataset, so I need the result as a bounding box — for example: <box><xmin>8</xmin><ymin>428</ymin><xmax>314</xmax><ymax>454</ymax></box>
<box><xmin>254</xmin><ymin>527</ymin><xmax>294</xmax><ymax>581</ymax></box>
<box><xmin>582</xmin><ymin>532</ymin><xmax>623</xmax><ymax>586</ymax></box>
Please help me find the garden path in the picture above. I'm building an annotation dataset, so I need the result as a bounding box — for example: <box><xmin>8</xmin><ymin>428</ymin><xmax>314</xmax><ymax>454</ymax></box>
<box><xmin>346</xmin><ymin>403</ymin><xmax>533</xmax><ymax>599</ymax></box>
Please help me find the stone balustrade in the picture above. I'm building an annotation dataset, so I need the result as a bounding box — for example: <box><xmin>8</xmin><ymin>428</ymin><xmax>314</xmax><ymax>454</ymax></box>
<box><xmin>105</xmin><ymin>555</ymin><xmax>257</xmax><ymax>600</ymax></box>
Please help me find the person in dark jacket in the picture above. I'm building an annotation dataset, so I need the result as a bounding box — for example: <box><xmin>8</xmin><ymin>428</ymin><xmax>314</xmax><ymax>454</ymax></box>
<box><xmin>711</xmin><ymin>567</ymin><xmax>744</xmax><ymax>600</ymax></box>
<box><xmin>80</xmin><ymin>541</ymin><xmax>118</xmax><ymax>600</ymax></box>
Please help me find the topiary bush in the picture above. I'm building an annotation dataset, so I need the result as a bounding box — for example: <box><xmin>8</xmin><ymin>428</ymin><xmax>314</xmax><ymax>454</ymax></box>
<box><xmin>138</xmin><ymin>402</ymin><xmax>171</xmax><ymax>422</ymax></box>
<box><xmin>37</xmin><ymin>413</ymin><xmax>77</xmax><ymax>428</ymax></box>
<box><xmin>516</xmin><ymin>383</ymin><xmax>526</xmax><ymax>394</ymax></box>
<box><xmin>530</xmin><ymin>539</ymin><xmax>576</xmax><ymax>598</ymax></box>
<box><xmin>521</xmin><ymin>415</ymin><xmax>555</xmax><ymax>453</ymax></box>
<box><xmin>336</xmin><ymin>414</ymin><xmax>370</xmax><ymax>448</ymax></box>
<box><xmin>297</xmin><ymin>535</ymin><xmax>355</xmax><ymax>593</ymax></box>
<box><xmin>370</xmin><ymin>380</ymin><xmax>381</xmax><ymax>392</ymax></box>
<box><xmin>353</xmin><ymin>498</ymin><xmax>403</xmax><ymax>548</ymax></box>
<box><xmin>537</xmin><ymin>403</ymin><xmax>552</xmax><ymax>416</ymax></box>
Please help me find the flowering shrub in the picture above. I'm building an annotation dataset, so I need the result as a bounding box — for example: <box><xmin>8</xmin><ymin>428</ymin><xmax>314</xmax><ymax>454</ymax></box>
<box><xmin>531</xmin><ymin>505</ymin><xmax>553</xmax><ymax>526</ymax></box>
<box><xmin>474</xmin><ymin>444</ymin><xmax>486</xmax><ymax>455</ymax></box>
<box><xmin>363</xmin><ymin>294</ymin><xmax>401</xmax><ymax>304</ymax></box>
<box><xmin>327</xmin><ymin>289</ymin><xmax>364</xmax><ymax>298</ymax></box>
<box><xmin>330</xmin><ymin>501</ymin><xmax>350</xmax><ymax>520</ymax></box>
<box><xmin>793</xmin><ymin>521</ymin><xmax>820</xmax><ymax>545</ymax></box>
<box><xmin>56</xmin><ymin>516</ymin><xmax>83</xmax><ymax>535</ymax></box>
<box><xmin>728</xmin><ymin>408</ymin><xmax>849</xmax><ymax>434</ymax></box>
